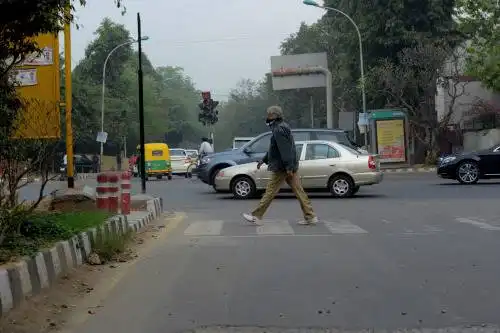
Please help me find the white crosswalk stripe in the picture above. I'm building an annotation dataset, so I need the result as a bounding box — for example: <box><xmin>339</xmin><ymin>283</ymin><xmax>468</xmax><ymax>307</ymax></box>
<box><xmin>323</xmin><ymin>220</ymin><xmax>368</xmax><ymax>234</ymax></box>
<box><xmin>256</xmin><ymin>220</ymin><xmax>294</xmax><ymax>235</ymax></box>
<box><xmin>180</xmin><ymin>217</ymin><xmax>500</xmax><ymax>238</ymax></box>
<box><xmin>455</xmin><ymin>217</ymin><xmax>500</xmax><ymax>231</ymax></box>
<box><xmin>184</xmin><ymin>220</ymin><xmax>224</xmax><ymax>236</ymax></box>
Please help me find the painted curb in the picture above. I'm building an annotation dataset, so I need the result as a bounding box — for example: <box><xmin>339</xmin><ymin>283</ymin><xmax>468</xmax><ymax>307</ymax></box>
<box><xmin>0</xmin><ymin>197</ymin><xmax>162</xmax><ymax>317</ymax></box>
<box><xmin>383</xmin><ymin>167</ymin><xmax>437</xmax><ymax>173</ymax></box>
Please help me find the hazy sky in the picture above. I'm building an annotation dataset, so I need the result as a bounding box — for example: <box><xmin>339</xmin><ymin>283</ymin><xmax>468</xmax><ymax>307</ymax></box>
<box><xmin>69</xmin><ymin>0</ymin><xmax>323</xmax><ymax>100</ymax></box>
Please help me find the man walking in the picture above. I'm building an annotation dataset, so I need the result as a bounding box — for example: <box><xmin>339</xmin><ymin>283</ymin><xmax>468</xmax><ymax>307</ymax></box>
<box><xmin>242</xmin><ymin>106</ymin><xmax>318</xmax><ymax>225</ymax></box>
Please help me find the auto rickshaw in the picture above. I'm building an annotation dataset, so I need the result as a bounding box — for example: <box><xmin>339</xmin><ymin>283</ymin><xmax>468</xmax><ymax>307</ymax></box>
<box><xmin>136</xmin><ymin>143</ymin><xmax>172</xmax><ymax>180</ymax></box>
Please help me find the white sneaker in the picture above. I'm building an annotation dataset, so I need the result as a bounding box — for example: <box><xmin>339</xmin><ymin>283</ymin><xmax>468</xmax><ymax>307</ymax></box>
<box><xmin>242</xmin><ymin>213</ymin><xmax>263</xmax><ymax>225</ymax></box>
<box><xmin>298</xmin><ymin>216</ymin><xmax>318</xmax><ymax>225</ymax></box>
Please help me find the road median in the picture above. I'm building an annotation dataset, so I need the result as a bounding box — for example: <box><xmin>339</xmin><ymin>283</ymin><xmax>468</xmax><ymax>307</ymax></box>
<box><xmin>0</xmin><ymin>195</ymin><xmax>162</xmax><ymax>317</ymax></box>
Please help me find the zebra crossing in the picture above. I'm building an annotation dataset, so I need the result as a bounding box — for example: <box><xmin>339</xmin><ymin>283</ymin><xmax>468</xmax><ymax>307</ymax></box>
<box><xmin>180</xmin><ymin>216</ymin><xmax>500</xmax><ymax>238</ymax></box>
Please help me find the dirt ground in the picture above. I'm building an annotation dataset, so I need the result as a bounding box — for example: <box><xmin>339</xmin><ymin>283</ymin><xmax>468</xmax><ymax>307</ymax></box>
<box><xmin>0</xmin><ymin>213</ymin><xmax>181</xmax><ymax>333</ymax></box>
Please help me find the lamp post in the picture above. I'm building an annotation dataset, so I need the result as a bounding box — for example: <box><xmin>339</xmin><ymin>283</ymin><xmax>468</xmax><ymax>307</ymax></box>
<box><xmin>303</xmin><ymin>0</ymin><xmax>367</xmax><ymax>145</ymax></box>
<box><xmin>137</xmin><ymin>12</ymin><xmax>147</xmax><ymax>194</ymax></box>
<box><xmin>100</xmin><ymin>36</ymin><xmax>149</xmax><ymax>170</ymax></box>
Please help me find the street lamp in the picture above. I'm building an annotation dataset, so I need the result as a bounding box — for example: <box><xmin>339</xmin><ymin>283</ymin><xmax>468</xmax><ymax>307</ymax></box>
<box><xmin>303</xmin><ymin>0</ymin><xmax>367</xmax><ymax>145</ymax></box>
<box><xmin>100</xmin><ymin>36</ymin><xmax>149</xmax><ymax>169</ymax></box>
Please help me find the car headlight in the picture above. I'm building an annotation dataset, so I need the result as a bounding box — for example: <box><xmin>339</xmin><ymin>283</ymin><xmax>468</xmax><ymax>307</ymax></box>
<box><xmin>441</xmin><ymin>156</ymin><xmax>456</xmax><ymax>164</ymax></box>
<box><xmin>200</xmin><ymin>157</ymin><xmax>210</xmax><ymax>165</ymax></box>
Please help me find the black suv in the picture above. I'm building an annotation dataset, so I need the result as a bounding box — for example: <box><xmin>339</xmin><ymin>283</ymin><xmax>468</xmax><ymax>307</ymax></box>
<box><xmin>197</xmin><ymin>128</ymin><xmax>360</xmax><ymax>188</ymax></box>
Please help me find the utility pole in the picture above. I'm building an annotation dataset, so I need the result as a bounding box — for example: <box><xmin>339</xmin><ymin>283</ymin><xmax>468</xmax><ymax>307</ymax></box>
<box><xmin>137</xmin><ymin>12</ymin><xmax>146</xmax><ymax>194</ymax></box>
<box><xmin>64</xmin><ymin>3</ymin><xmax>74</xmax><ymax>188</ymax></box>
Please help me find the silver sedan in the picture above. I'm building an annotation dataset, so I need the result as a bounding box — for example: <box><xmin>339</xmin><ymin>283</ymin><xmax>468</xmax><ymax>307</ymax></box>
<box><xmin>214</xmin><ymin>140</ymin><xmax>383</xmax><ymax>199</ymax></box>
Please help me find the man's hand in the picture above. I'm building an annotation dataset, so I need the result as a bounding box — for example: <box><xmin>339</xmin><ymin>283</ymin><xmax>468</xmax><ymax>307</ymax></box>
<box><xmin>286</xmin><ymin>170</ymin><xmax>294</xmax><ymax>177</ymax></box>
<box><xmin>257</xmin><ymin>161</ymin><xmax>264</xmax><ymax>169</ymax></box>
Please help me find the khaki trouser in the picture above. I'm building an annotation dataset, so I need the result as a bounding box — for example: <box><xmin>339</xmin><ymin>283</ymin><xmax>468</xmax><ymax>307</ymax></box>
<box><xmin>252</xmin><ymin>171</ymin><xmax>315</xmax><ymax>220</ymax></box>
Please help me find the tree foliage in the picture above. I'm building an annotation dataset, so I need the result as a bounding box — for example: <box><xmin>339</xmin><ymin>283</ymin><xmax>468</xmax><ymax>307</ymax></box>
<box><xmin>70</xmin><ymin>18</ymin><xmax>205</xmax><ymax>155</ymax></box>
<box><xmin>456</xmin><ymin>0</ymin><xmax>500</xmax><ymax>92</ymax></box>
<box><xmin>215</xmin><ymin>0</ymin><xmax>461</xmax><ymax>155</ymax></box>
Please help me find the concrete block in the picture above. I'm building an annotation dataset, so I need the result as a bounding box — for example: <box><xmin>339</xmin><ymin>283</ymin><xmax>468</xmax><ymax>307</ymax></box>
<box><xmin>78</xmin><ymin>232</ymin><xmax>92</xmax><ymax>260</ymax></box>
<box><xmin>69</xmin><ymin>236</ymin><xmax>83</xmax><ymax>266</ymax></box>
<box><xmin>0</xmin><ymin>269</ymin><xmax>13</xmax><ymax>315</ymax></box>
<box><xmin>57</xmin><ymin>241</ymin><xmax>74</xmax><ymax>272</ymax></box>
<box><xmin>43</xmin><ymin>247</ymin><xmax>61</xmax><ymax>284</ymax></box>
<box><xmin>87</xmin><ymin>228</ymin><xmax>98</xmax><ymax>247</ymax></box>
<box><xmin>7</xmin><ymin>261</ymin><xmax>32</xmax><ymax>306</ymax></box>
<box><xmin>34</xmin><ymin>253</ymin><xmax>49</xmax><ymax>289</ymax></box>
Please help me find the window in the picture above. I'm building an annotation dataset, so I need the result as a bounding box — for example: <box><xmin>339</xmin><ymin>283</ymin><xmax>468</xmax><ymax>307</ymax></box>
<box><xmin>316</xmin><ymin>131</ymin><xmax>354</xmax><ymax>148</ymax></box>
<box><xmin>295</xmin><ymin>144</ymin><xmax>303</xmax><ymax>159</ymax></box>
<box><xmin>152</xmin><ymin>150</ymin><xmax>164</xmax><ymax>157</ymax></box>
<box><xmin>305</xmin><ymin>144</ymin><xmax>339</xmax><ymax>160</ymax></box>
<box><xmin>170</xmin><ymin>150</ymin><xmax>186</xmax><ymax>156</ymax></box>
<box><xmin>292</xmin><ymin>131</ymin><xmax>310</xmax><ymax>142</ymax></box>
<box><xmin>247</xmin><ymin>133</ymin><xmax>271</xmax><ymax>153</ymax></box>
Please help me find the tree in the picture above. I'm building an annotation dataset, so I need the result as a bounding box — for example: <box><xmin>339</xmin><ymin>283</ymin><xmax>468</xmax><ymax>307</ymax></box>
<box><xmin>70</xmin><ymin>19</ymin><xmax>206</xmax><ymax>156</ymax></box>
<box><xmin>367</xmin><ymin>40</ymin><xmax>468</xmax><ymax>162</ymax></box>
<box><xmin>456</xmin><ymin>0</ymin><xmax>500</xmax><ymax>92</ymax></box>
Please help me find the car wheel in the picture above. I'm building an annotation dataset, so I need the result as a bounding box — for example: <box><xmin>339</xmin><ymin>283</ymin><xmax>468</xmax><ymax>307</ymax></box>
<box><xmin>328</xmin><ymin>174</ymin><xmax>354</xmax><ymax>198</ymax></box>
<box><xmin>456</xmin><ymin>160</ymin><xmax>479</xmax><ymax>184</ymax></box>
<box><xmin>156</xmin><ymin>175</ymin><xmax>163</xmax><ymax>180</ymax></box>
<box><xmin>231</xmin><ymin>176</ymin><xmax>256</xmax><ymax>199</ymax></box>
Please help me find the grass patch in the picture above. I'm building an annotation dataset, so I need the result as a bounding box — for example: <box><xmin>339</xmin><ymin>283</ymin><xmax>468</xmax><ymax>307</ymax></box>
<box><xmin>93</xmin><ymin>231</ymin><xmax>133</xmax><ymax>262</ymax></box>
<box><xmin>0</xmin><ymin>211</ymin><xmax>111</xmax><ymax>264</ymax></box>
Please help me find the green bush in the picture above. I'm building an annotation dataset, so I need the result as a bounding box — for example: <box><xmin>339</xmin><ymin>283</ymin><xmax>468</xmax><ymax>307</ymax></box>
<box><xmin>0</xmin><ymin>211</ymin><xmax>110</xmax><ymax>264</ymax></box>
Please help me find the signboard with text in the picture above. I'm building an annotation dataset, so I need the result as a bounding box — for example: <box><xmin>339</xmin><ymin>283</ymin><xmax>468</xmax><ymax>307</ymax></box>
<box><xmin>270</xmin><ymin>52</ymin><xmax>328</xmax><ymax>90</ymax></box>
<box><xmin>12</xmin><ymin>33</ymin><xmax>60</xmax><ymax>139</ymax></box>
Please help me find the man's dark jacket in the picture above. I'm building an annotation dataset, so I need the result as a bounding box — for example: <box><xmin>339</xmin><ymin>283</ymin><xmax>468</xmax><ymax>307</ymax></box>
<box><xmin>262</xmin><ymin>121</ymin><xmax>298</xmax><ymax>172</ymax></box>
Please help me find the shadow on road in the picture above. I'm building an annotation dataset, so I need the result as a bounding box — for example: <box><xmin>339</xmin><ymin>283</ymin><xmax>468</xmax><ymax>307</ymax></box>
<box><xmin>435</xmin><ymin>182</ymin><xmax>500</xmax><ymax>186</ymax></box>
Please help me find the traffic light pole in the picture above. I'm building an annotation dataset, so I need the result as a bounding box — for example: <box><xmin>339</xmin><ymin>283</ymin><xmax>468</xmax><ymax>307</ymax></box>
<box><xmin>137</xmin><ymin>12</ymin><xmax>146</xmax><ymax>194</ymax></box>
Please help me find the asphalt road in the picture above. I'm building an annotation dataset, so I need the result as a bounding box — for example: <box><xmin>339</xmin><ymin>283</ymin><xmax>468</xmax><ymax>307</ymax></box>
<box><xmin>50</xmin><ymin>173</ymin><xmax>500</xmax><ymax>332</ymax></box>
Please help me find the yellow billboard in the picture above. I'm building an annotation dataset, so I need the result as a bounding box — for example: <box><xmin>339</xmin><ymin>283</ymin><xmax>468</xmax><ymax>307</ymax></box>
<box><xmin>376</xmin><ymin>119</ymin><xmax>405</xmax><ymax>162</ymax></box>
<box><xmin>12</xmin><ymin>33</ymin><xmax>60</xmax><ymax>139</ymax></box>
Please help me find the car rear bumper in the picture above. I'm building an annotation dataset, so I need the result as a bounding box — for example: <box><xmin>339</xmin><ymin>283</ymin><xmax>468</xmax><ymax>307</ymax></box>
<box><xmin>196</xmin><ymin>164</ymin><xmax>210</xmax><ymax>184</ymax></box>
<box><xmin>355</xmin><ymin>171</ymin><xmax>384</xmax><ymax>185</ymax></box>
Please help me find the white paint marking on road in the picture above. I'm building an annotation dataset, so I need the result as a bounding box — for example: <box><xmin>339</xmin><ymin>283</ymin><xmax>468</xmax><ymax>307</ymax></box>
<box><xmin>256</xmin><ymin>220</ymin><xmax>294</xmax><ymax>235</ymax></box>
<box><xmin>184</xmin><ymin>220</ymin><xmax>224</xmax><ymax>236</ymax></box>
<box><xmin>455</xmin><ymin>217</ymin><xmax>500</xmax><ymax>231</ymax></box>
<box><xmin>323</xmin><ymin>220</ymin><xmax>368</xmax><ymax>234</ymax></box>
<box><xmin>381</xmin><ymin>219</ymin><xmax>392</xmax><ymax>224</ymax></box>
<box><xmin>195</xmin><ymin>234</ymin><xmax>333</xmax><ymax>239</ymax></box>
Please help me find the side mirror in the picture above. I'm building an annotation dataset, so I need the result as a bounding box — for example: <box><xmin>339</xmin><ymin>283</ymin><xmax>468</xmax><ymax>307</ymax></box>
<box><xmin>243</xmin><ymin>147</ymin><xmax>251</xmax><ymax>154</ymax></box>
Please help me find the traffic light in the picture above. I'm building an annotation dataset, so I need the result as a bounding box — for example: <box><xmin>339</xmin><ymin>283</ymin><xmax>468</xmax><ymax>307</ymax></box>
<box><xmin>198</xmin><ymin>91</ymin><xmax>219</xmax><ymax>126</ymax></box>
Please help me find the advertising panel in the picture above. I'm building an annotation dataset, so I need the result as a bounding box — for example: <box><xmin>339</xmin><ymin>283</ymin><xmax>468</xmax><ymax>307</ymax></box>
<box><xmin>11</xmin><ymin>33</ymin><xmax>60</xmax><ymax>139</ymax></box>
<box><xmin>270</xmin><ymin>52</ymin><xmax>328</xmax><ymax>90</ymax></box>
<box><xmin>376</xmin><ymin>119</ymin><xmax>405</xmax><ymax>162</ymax></box>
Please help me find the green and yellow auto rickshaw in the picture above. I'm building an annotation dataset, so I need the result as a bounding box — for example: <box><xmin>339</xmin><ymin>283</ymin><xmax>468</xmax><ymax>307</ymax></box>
<box><xmin>136</xmin><ymin>143</ymin><xmax>172</xmax><ymax>180</ymax></box>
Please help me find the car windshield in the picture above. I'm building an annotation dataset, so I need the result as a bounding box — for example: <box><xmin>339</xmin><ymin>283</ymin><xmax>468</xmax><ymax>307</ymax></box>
<box><xmin>341</xmin><ymin>144</ymin><xmax>366</xmax><ymax>155</ymax></box>
<box><xmin>234</xmin><ymin>140</ymin><xmax>250</xmax><ymax>149</ymax></box>
<box><xmin>170</xmin><ymin>150</ymin><xmax>185</xmax><ymax>156</ymax></box>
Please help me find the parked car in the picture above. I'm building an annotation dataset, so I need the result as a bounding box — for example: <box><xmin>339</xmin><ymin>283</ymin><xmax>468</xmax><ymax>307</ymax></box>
<box><xmin>170</xmin><ymin>148</ymin><xmax>191</xmax><ymax>176</ymax></box>
<box><xmin>214</xmin><ymin>140</ymin><xmax>382</xmax><ymax>199</ymax></box>
<box><xmin>437</xmin><ymin>143</ymin><xmax>500</xmax><ymax>184</ymax></box>
<box><xmin>197</xmin><ymin>128</ymin><xmax>362</xmax><ymax>190</ymax></box>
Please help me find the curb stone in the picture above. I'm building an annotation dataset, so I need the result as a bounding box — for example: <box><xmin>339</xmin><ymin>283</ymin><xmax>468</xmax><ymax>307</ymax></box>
<box><xmin>383</xmin><ymin>167</ymin><xmax>436</xmax><ymax>173</ymax></box>
<box><xmin>0</xmin><ymin>197</ymin><xmax>162</xmax><ymax>317</ymax></box>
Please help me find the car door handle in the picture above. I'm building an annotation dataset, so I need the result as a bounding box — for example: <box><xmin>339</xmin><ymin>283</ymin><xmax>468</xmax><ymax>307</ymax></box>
<box><xmin>329</xmin><ymin>164</ymin><xmax>336</xmax><ymax>167</ymax></box>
